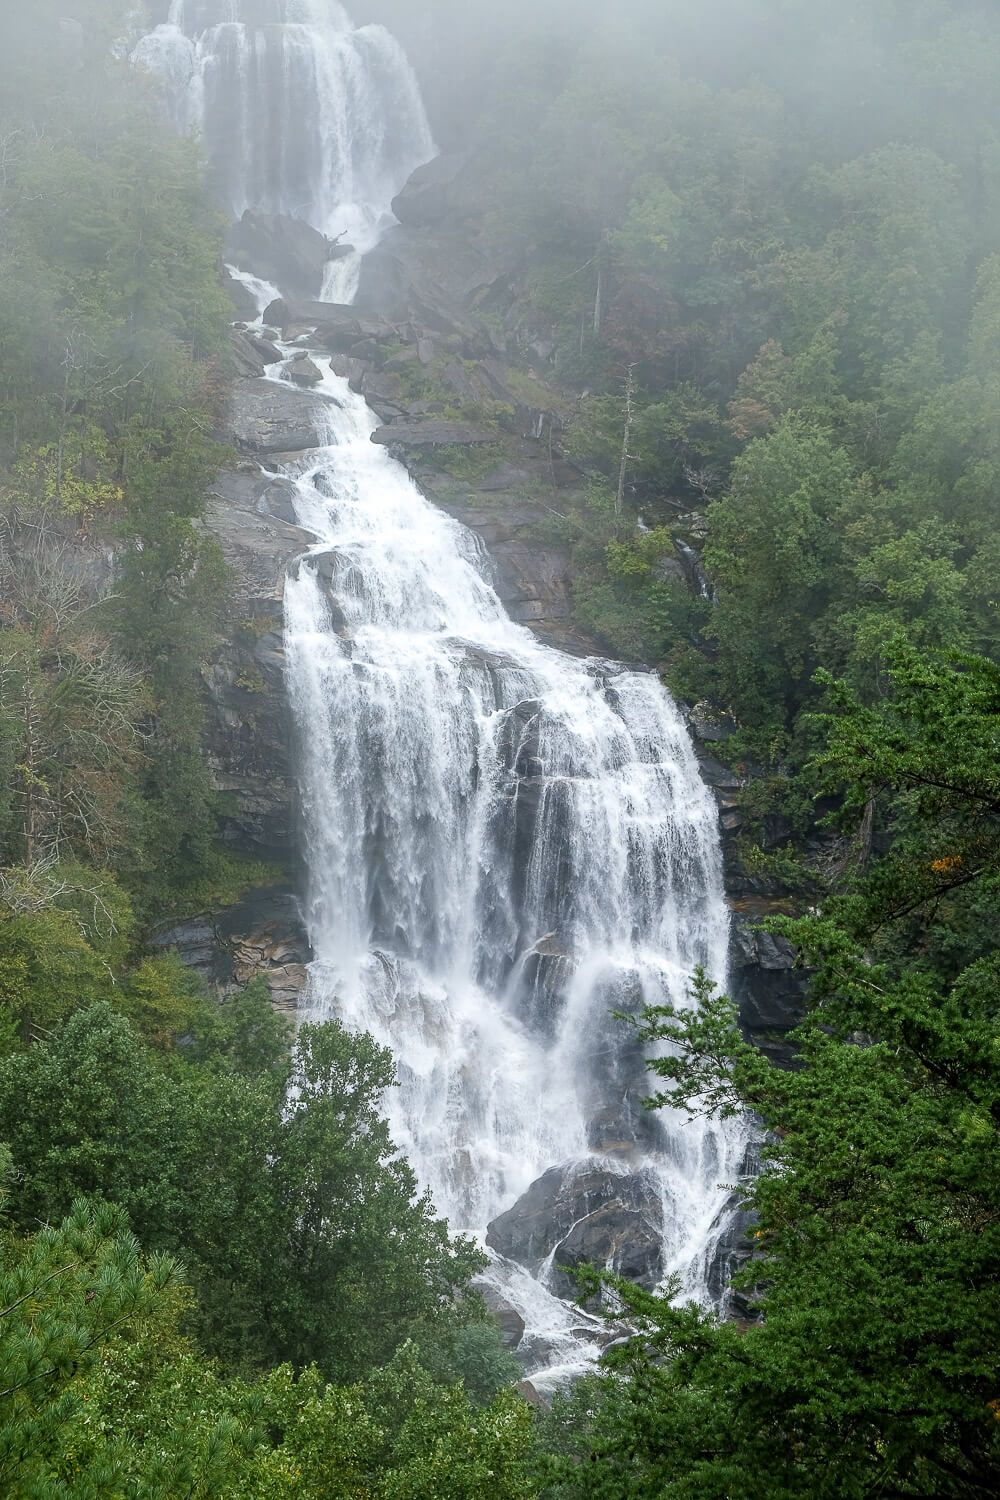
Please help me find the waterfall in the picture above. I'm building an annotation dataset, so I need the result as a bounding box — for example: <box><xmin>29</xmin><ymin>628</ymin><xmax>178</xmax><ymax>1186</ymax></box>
<box><xmin>134</xmin><ymin>3</ymin><xmax>749</xmax><ymax>1387</ymax></box>
<box><xmin>281</xmin><ymin>372</ymin><xmax>749</xmax><ymax>1383</ymax></box>
<box><xmin>132</xmin><ymin>0</ymin><xmax>435</xmax><ymax>298</ymax></box>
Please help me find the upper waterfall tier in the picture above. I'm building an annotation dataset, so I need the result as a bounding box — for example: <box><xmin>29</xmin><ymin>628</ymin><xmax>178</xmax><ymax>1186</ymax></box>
<box><xmin>132</xmin><ymin>1</ymin><xmax>435</xmax><ymax>254</ymax></box>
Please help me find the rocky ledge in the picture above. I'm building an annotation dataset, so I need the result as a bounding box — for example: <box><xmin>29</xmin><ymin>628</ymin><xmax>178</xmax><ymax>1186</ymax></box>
<box><xmin>152</xmin><ymin>886</ymin><xmax>312</xmax><ymax>1015</ymax></box>
<box><xmin>154</xmin><ymin>332</ymin><xmax>320</xmax><ymax>1010</ymax></box>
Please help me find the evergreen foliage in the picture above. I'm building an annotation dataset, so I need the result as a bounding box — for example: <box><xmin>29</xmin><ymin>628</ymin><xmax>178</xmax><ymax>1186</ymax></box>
<box><xmin>0</xmin><ymin>0</ymin><xmax>231</xmax><ymax>903</ymax></box>
<box><xmin>426</xmin><ymin>0</ymin><xmax>1000</xmax><ymax>762</ymax></box>
<box><xmin>0</xmin><ymin>1</ymin><xmax>997</xmax><ymax>1493</ymax></box>
<box><xmin>537</xmin><ymin>650</ymin><xmax>1000</xmax><ymax>1497</ymax></box>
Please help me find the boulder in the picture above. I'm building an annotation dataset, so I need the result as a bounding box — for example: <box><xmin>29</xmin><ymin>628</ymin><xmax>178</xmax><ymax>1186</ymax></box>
<box><xmin>248</xmin><ymin>333</ymin><xmax>284</xmax><ymax>365</ymax></box>
<box><xmin>228</xmin><ymin>211</ymin><xmax>350</xmax><ymax>299</ymax></box>
<box><xmin>516</xmin><ymin>1380</ymin><xmax>549</xmax><ymax>1411</ymax></box>
<box><xmin>486</xmin><ymin>1162</ymin><xmax>666</xmax><ymax>1296</ymax></box>
<box><xmin>329</xmin><ymin>353</ymin><xmax>370</xmax><ymax>389</ymax></box>
<box><xmin>359</xmin><ymin>369</ymin><xmax>411</xmax><ymax>422</ymax></box>
<box><xmin>286</xmin><ymin>355</ymin><xmax>325</xmax><ymax>388</ymax></box>
<box><xmin>263</xmin><ymin>297</ymin><xmax>363</xmax><ymax>345</ymax></box>
<box><xmin>475</xmin><ymin>1281</ymin><xmax>526</xmax><ymax>1351</ymax></box>
<box><xmin>391</xmin><ymin>153</ymin><xmax>478</xmax><ymax>229</ymax></box>
<box><xmin>227</xmin><ymin>381</ymin><xmax>329</xmax><ymax>455</ymax></box>
<box><xmin>350</xmin><ymin>336</ymin><xmax>389</xmax><ymax>366</ymax></box>
<box><xmin>229</xmin><ymin>329</ymin><xmax>269</xmax><ymax>381</ymax></box>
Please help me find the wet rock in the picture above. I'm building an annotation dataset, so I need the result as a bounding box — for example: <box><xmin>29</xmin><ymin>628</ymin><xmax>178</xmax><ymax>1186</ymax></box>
<box><xmin>230</xmin><ymin>329</ymin><xmax>269</xmax><ymax>380</ymax></box>
<box><xmin>227</xmin><ymin>381</ymin><xmax>329</xmax><ymax>455</ymax></box>
<box><xmin>422</xmin><ymin>474</ymin><xmax>590</xmax><ymax>655</ymax></box>
<box><xmin>217</xmin><ymin>888</ymin><xmax>312</xmax><ymax>1013</ymax></box>
<box><xmin>476</xmin><ymin>1282</ymin><xmax>526</xmax><ymax>1351</ymax></box>
<box><xmin>228</xmin><ymin>211</ymin><xmax>348</xmax><ymax>299</ymax></box>
<box><xmin>704</xmin><ymin>1190</ymin><xmax>759</xmax><ymax>1315</ymax></box>
<box><xmin>729</xmin><ymin>904</ymin><xmax>810</xmax><ymax>1067</ymax></box>
<box><xmin>554</xmin><ymin>1203</ymin><xmax>663</xmax><ymax>1294</ymax></box>
<box><xmin>329</xmin><ymin>353</ymin><xmax>370</xmax><ymax>389</ymax></box>
<box><xmin>247</xmin><ymin>333</ymin><xmax>283</xmax><ymax>365</ymax></box>
<box><xmin>516</xmin><ymin>1379</ymin><xmax>549</xmax><ymax>1410</ymax></box>
<box><xmin>486</xmin><ymin>1162</ymin><xmax>666</xmax><ymax>1296</ymax></box>
<box><xmin>150</xmin><ymin>916</ymin><xmax>216</xmax><ymax>973</ymax></box>
<box><xmin>263</xmin><ymin>297</ymin><xmax>362</xmax><ymax>345</ymax></box>
<box><xmin>206</xmin><ymin>470</ymin><xmax>312</xmax><ymax>597</ymax></box>
<box><xmin>224</xmin><ymin>266</ymin><xmax>263</xmax><ymax>321</ymax></box>
<box><xmin>152</xmin><ymin>887</ymin><xmax>312</xmax><ymax>1014</ymax></box>
<box><xmin>513</xmin><ymin>935</ymin><xmax>574</xmax><ymax>1037</ymax></box>
<box><xmin>286</xmin><ymin>354</ymin><xmax>325</xmax><ymax>387</ymax></box>
<box><xmin>201</xmin><ymin>468</ymin><xmax>313</xmax><ymax>858</ymax></box>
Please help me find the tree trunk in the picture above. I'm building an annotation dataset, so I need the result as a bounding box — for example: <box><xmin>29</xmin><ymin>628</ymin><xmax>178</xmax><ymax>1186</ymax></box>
<box><xmin>616</xmin><ymin>364</ymin><xmax>637</xmax><ymax>519</ymax></box>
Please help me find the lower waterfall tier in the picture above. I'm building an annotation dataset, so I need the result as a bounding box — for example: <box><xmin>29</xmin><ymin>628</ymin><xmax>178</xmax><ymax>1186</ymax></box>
<box><xmin>276</xmin><ymin>350</ymin><xmax>751</xmax><ymax>1384</ymax></box>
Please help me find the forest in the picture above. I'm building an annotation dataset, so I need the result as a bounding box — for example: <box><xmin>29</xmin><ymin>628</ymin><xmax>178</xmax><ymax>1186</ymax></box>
<box><xmin>0</xmin><ymin>1</ymin><xmax>998</xmax><ymax>1496</ymax></box>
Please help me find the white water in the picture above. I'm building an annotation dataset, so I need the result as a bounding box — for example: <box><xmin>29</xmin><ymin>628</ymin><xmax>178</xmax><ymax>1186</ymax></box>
<box><xmin>133</xmin><ymin>0</ymin><xmax>435</xmax><ymax>301</ymax></box>
<box><xmin>277</xmin><ymin>358</ymin><xmax>748</xmax><ymax>1381</ymax></box>
<box><xmin>136</xmin><ymin>2</ymin><xmax>749</xmax><ymax>1386</ymax></box>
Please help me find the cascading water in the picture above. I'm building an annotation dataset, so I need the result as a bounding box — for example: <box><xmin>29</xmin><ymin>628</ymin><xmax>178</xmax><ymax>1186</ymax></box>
<box><xmin>132</xmin><ymin>1</ymin><xmax>435</xmax><ymax>299</ymax></box>
<box><xmin>281</xmin><ymin>369</ymin><xmax>749</xmax><ymax>1383</ymax></box>
<box><xmin>135</xmin><ymin>1</ymin><xmax>749</xmax><ymax>1387</ymax></box>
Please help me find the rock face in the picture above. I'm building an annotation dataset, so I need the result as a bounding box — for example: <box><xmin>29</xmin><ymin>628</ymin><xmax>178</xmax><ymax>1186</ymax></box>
<box><xmin>228</xmin><ymin>211</ymin><xmax>350</xmax><ymax>299</ymax></box>
<box><xmin>428</xmin><ymin>478</ymin><xmax>588</xmax><ymax>653</ymax></box>
<box><xmin>693</xmin><ymin>742</ymin><xmax>811</xmax><ymax>1063</ymax></box>
<box><xmin>730</xmin><ymin>904</ymin><xmax>810</xmax><ymax>1067</ymax></box>
<box><xmin>227</xmin><ymin>380</ymin><xmax>332</xmax><ymax>455</ymax></box>
<box><xmin>202</xmin><ymin>467</ymin><xmax>313</xmax><ymax>859</ymax></box>
<box><xmin>151</xmin><ymin>886</ymin><xmax>312</xmax><ymax>1013</ymax></box>
<box><xmin>371</xmin><ymin>420</ymin><xmax>496</xmax><ymax>449</ymax></box>
<box><xmin>486</xmin><ymin>1163</ymin><xmax>668</xmax><ymax>1298</ymax></box>
<box><xmin>476</xmin><ymin>1281</ymin><xmax>527</xmax><ymax>1351</ymax></box>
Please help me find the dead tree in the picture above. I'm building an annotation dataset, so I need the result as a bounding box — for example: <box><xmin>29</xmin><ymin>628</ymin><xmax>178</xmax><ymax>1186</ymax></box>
<box><xmin>616</xmin><ymin>363</ymin><xmax>638</xmax><ymax>519</ymax></box>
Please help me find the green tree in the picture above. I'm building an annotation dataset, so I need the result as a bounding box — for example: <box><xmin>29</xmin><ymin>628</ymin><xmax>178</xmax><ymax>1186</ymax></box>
<box><xmin>541</xmin><ymin>649</ymin><xmax>1000</xmax><ymax>1498</ymax></box>
<box><xmin>704</xmin><ymin>417</ymin><xmax>857</xmax><ymax>731</ymax></box>
<box><xmin>0</xmin><ymin>998</ymin><xmax>483</xmax><ymax>1383</ymax></box>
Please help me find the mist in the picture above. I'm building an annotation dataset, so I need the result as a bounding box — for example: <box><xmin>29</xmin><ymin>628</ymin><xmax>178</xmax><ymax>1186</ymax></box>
<box><xmin>0</xmin><ymin>2</ymin><xmax>997</xmax><ymax>1492</ymax></box>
